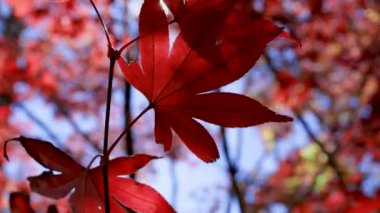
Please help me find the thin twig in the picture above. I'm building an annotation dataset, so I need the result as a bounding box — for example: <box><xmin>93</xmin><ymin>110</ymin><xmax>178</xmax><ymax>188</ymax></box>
<box><xmin>119</xmin><ymin>35</ymin><xmax>144</xmax><ymax>55</ymax></box>
<box><xmin>124</xmin><ymin>82</ymin><xmax>135</xmax><ymax>180</ymax></box>
<box><xmin>295</xmin><ymin>114</ymin><xmax>347</xmax><ymax>191</ymax></box>
<box><xmin>170</xmin><ymin>158</ymin><xmax>178</xmax><ymax>208</ymax></box>
<box><xmin>234</xmin><ymin>77</ymin><xmax>253</xmax><ymax>164</ymax></box>
<box><xmin>14</xmin><ymin>102</ymin><xmax>63</xmax><ymax>147</ymax></box>
<box><xmin>288</xmin><ymin>164</ymin><xmax>328</xmax><ymax>209</ymax></box>
<box><xmin>215</xmin><ymin>86</ymin><xmax>245</xmax><ymax>211</ymax></box>
<box><xmin>220</xmin><ymin>127</ymin><xmax>245</xmax><ymax>212</ymax></box>
<box><xmin>124</xmin><ymin>82</ymin><xmax>133</xmax><ymax>156</ymax></box>
<box><xmin>54</xmin><ymin>102</ymin><xmax>101</xmax><ymax>152</ymax></box>
<box><xmin>88</xmin><ymin>0</ymin><xmax>112</xmax><ymax>47</ymax></box>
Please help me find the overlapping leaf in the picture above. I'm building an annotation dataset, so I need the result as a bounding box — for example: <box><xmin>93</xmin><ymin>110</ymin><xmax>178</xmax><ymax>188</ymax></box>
<box><xmin>118</xmin><ymin>0</ymin><xmax>292</xmax><ymax>162</ymax></box>
<box><xmin>163</xmin><ymin>0</ymin><xmax>239</xmax><ymax>60</ymax></box>
<box><xmin>4</xmin><ymin>136</ymin><xmax>174</xmax><ymax>213</ymax></box>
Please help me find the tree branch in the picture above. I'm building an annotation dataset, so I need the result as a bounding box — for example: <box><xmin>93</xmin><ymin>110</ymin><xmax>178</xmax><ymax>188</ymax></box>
<box><xmin>53</xmin><ymin>101</ymin><xmax>101</xmax><ymax>152</ymax></box>
<box><xmin>170</xmin><ymin>158</ymin><xmax>178</xmax><ymax>208</ymax></box>
<box><xmin>14</xmin><ymin>102</ymin><xmax>63</xmax><ymax>147</ymax></box>
<box><xmin>263</xmin><ymin>53</ymin><xmax>347</xmax><ymax>192</ymax></box>
<box><xmin>220</xmin><ymin>127</ymin><xmax>245</xmax><ymax>212</ymax></box>
<box><xmin>124</xmin><ymin>81</ymin><xmax>135</xmax><ymax>180</ymax></box>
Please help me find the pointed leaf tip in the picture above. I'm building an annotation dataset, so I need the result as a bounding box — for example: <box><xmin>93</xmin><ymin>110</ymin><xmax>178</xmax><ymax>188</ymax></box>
<box><xmin>3</xmin><ymin>139</ymin><xmax>11</xmax><ymax>161</ymax></box>
<box><xmin>108</xmin><ymin>154</ymin><xmax>161</xmax><ymax>177</ymax></box>
<box><xmin>275</xmin><ymin>114</ymin><xmax>293</xmax><ymax>122</ymax></box>
<box><xmin>4</xmin><ymin>136</ymin><xmax>83</xmax><ymax>172</ymax></box>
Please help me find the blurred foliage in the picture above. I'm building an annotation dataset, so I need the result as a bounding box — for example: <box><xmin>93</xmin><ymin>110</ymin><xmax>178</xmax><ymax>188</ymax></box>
<box><xmin>0</xmin><ymin>0</ymin><xmax>379</xmax><ymax>212</ymax></box>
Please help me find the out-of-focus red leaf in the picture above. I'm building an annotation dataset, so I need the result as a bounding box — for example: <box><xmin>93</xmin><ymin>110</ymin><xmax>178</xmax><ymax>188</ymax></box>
<box><xmin>0</xmin><ymin>105</ymin><xmax>11</xmax><ymax>124</ymax></box>
<box><xmin>324</xmin><ymin>191</ymin><xmax>346</xmax><ymax>212</ymax></box>
<box><xmin>119</xmin><ymin>0</ymin><xmax>292</xmax><ymax>162</ymax></box>
<box><xmin>9</xmin><ymin>191</ymin><xmax>35</xmax><ymax>213</ymax></box>
<box><xmin>4</xmin><ymin>0</ymin><xmax>36</xmax><ymax>18</ymax></box>
<box><xmin>308</xmin><ymin>0</ymin><xmax>323</xmax><ymax>15</ymax></box>
<box><xmin>274</xmin><ymin>72</ymin><xmax>314</xmax><ymax>109</ymax></box>
<box><xmin>347</xmin><ymin>192</ymin><xmax>380</xmax><ymax>213</ymax></box>
<box><xmin>4</xmin><ymin>137</ymin><xmax>175</xmax><ymax>213</ymax></box>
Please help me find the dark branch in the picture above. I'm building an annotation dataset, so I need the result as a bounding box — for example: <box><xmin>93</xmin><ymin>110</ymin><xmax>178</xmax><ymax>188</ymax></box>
<box><xmin>264</xmin><ymin>53</ymin><xmax>347</xmax><ymax>192</ymax></box>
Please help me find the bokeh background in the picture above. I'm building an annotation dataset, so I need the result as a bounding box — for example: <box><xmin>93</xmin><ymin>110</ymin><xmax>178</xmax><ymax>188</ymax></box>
<box><xmin>0</xmin><ymin>0</ymin><xmax>379</xmax><ymax>212</ymax></box>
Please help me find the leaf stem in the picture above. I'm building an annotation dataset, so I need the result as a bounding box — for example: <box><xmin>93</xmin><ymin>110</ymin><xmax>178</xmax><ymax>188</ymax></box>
<box><xmin>118</xmin><ymin>36</ymin><xmax>144</xmax><ymax>55</ymax></box>
<box><xmin>88</xmin><ymin>0</ymin><xmax>112</xmax><ymax>47</ymax></box>
<box><xmin>107</xmin><ymin>105</ymin><xmax>152</xmax><ymax>156</ymax></box>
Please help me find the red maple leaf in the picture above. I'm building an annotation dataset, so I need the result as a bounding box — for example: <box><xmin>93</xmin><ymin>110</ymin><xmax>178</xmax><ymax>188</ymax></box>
<box><xmin>4</xmin><ymin>136</ymin><xmax>175</xmax><ymax>213</ymax></box>
<box><xmin>118</xmin><ymin>0</ymin><xmax>292</xmax><ymax>162</ymax></box>
<box><xmin>163</xmin><ymin>0</ymin><xmax>238</xmax><ymax>60</ymax></box>
<box><xmin>163</xmin><ymin>0</ymin><xmax>299</xmax><ymax>59</ymax></box>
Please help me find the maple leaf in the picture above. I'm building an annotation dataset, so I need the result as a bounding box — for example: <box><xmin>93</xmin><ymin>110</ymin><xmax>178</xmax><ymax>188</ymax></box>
<box><xmin>163</xmin><ymin>0</ymin><xmax>239</xmax><ymax>60</ymax></box>
<box><xmin>4</xmin><ymin>136</ymin><xmax>175</xmax><ymax>213</ymax></box>
<box><xmin>118</xmin><ymin>0</ymin><xmax>292</xmax><ymax>162</ymax></box>
<box><xmin>163</xmin><ymin>0</ymin><xmax>299</xmax><ymax>59</ymax></box>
